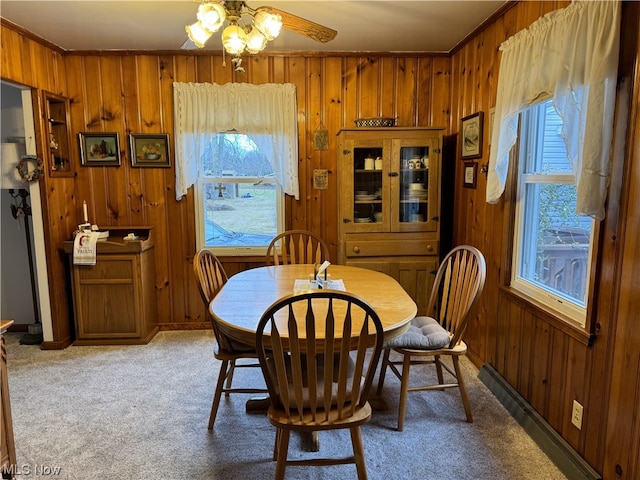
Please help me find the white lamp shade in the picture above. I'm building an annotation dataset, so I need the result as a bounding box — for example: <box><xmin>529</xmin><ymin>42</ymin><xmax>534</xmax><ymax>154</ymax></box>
<box><xmin>186</xmin><ymin>21</ymin><xmax>213</xmax><ymax>48</ymax></box>
<box><xmin>221</xmin><ymin>24</ymin><xmax>247</xmax><ymax>55</ymax></box>
<box><xmin>253</xmin><ymin>10</ymin><xmax>282</xmax><ymax>40</ymax></box>
<box><xmin>197</xmin><ymin>3</ymin><xmax>226</xmax><ymax>32</ymax></box>
<box><xmin>245</xmin><ymin>28</ymin><xmax>267</xmax><ymax>54</ymax></box>
<box><xmin>1</xmin><ymin>143</ymin><xmax>25</xmax><ymax>189</ymax></box>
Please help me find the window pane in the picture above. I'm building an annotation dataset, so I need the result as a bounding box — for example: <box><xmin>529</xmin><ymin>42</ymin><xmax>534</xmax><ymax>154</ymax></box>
<box><xmin>202</xmin><ymin>134</ymin><xmax>273</xmax><ymax>177</ymax></box>
<box><xmin>520</xmin><ymin>182</ymin><xmax>591</xmax><ymax>305</ymax></box>
<box><xmin>202</xmin><ymin>182</ymin><xmax>276</xmax><ymax>247</ymax></box>
<box><xmin>197</xmin><ymin>133</ymin><xmax>280</xmax><ymax>252</ymax></box>
<box><xmin>523</xmin><ymin>102</ymin><xmax>573</xmax><ymax>175</ymax></box>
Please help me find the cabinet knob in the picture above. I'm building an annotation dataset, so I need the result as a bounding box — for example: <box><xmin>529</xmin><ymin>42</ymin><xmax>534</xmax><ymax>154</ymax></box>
<box><xmin>426</xmin><ymin>244</ymin><xmax>433</xmax><ymax>252</ymax></box>
<box><xmin>353</xmin><ymin>246</ymin><xmax>360</xmax><ymax>254</ymax></box>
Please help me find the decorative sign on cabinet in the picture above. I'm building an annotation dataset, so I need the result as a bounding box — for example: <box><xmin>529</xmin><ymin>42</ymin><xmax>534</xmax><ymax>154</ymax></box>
<box><xmin>337</xmin><ymin>128</ymin><xmax>444</xmax><ymax>315</ymax></box>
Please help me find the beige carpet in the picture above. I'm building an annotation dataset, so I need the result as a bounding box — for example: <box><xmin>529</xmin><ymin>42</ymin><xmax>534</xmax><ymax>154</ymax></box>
<box><xmin>4</xmin><ymin>330</ymin><xmax>567</xmax><ymax>479</ymax></box>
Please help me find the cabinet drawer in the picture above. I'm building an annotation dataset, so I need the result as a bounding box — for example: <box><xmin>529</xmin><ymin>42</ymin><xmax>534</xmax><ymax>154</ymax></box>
<box><xmin>345</xmin><ymin>238</ymin><xmax>439</xmax><ymax>257</ymax></box>
<box><xmin>76</xmin><ymin>256</ymin><xmax>134</xmax><ymax>280</ymax></box>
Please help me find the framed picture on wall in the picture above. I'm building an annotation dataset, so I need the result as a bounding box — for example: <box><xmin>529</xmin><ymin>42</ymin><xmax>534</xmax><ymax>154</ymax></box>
<box><xmin>129</xmin><ymin>134</ymin><xmax>171</xmax><ymax>167</ymax></box>
<box><xmin>463</xmin><ymin>161</ymin><xmax>478</xmax><ymax>189</ymax></box>
<box><xmin>461</xmin><ymin>112</ymin><xmax>484</xmax><ymax>159</ymax></box>
<box><xmin>79</xmin><ymin>132</ymin><xmax>121</xmax><ymax>166</ymax></box>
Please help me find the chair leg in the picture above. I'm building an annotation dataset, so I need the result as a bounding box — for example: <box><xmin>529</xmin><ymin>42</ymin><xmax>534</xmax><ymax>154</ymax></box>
<box><xmin>397</xmin><ymin>353</ymin><xmax>412</xmax><ymax>432</ymax></box>
<box><xmin>376</xmin><ymin>348</ymin><xmax>391</xmax><ymax>395</ymax></box>
<box><xmin>208</xmin><ymin>359</ymin><xmax>229</xmax><ymax>430</ymax></box>
<box><xmin>350</xmin><ymin>426</ymin><xmax>368</xmax><ymax>480</ymax></box>
<box><xmin>434</xmin><ymin>354</ymin><xmax>445</xmax><ymax>387</ymax></box>
<box><xmin>452</xmin><ymin>356</ymin><xmax>473</xmax><ymax>422</ymax></box>
<box><xmin>224</xmin><ymin>359</ymin><xmax>236</xmax><ymax>396</ymax></box>
<box><xmin>434</xmin><ymin>355</ymin><xmax>447</xmax><ymax>392</ymax></box>
<box><xmin>273</xmin><ymin>428</ymin><xmax>280</xmax><ymax>461</ymax></box>
<box><xmin>311</xmin><ymin>431</ymin><xmax>320</xmax><ymax>452</ymax></box>
<box><xmin>274</xmin><ymin>428</ymin><xmax>290</xmax><ymax>480</ymax></box>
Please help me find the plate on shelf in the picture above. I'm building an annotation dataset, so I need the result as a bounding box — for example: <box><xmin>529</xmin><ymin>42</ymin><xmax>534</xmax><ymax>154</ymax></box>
<box><xmin>354</xmin><ymin>217</ymin><xmax>372</xmax><ymax>223</ymax></box>
<box><xmin>405</xmin><ymin>191</ymin><xmax>428</xmax><ymax>200</ymax></box>
<box><xmin>355</xmin><ymin>194</ymin><xmax>376</xmax><ymax>201</ymax></box>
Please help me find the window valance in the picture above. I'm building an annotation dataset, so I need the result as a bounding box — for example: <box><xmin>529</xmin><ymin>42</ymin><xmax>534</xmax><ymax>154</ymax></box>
<box><xmin>173</xmin><ymin>82</ymin><xmax>299</xmax><ymax>200</ymax></box>
<box><xmin>486</xmin><ymin>0</ymin><xmax>621</xmax><ymax>220</ymax></box>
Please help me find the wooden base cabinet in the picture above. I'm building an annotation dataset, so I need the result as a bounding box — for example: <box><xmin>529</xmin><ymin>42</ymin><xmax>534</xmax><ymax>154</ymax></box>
<box><xmin>63</xmin><ymin>227</ymin><xmax>158</xmax><ymax>345</ymax></box>
<box><xmin>337</xmin><ymin>128</ymin><xmax>444</xmax><ymax>314</ymax></box>
<box><xmin>1</xmin><ymin>321</ymin><xmax>16</xmax><ymax>480</ymax></box>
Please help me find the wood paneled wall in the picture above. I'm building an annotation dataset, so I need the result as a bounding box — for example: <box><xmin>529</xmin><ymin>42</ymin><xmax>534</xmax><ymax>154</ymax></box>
<box><xmin>2</xmin><ymin>1</ymin><xmax>639</xmax><ymax>477</ymax></box>
<box><xmin>449</xmin><ymin>2</ymin><xmax>640</xmax><ymax>479</ymax></box>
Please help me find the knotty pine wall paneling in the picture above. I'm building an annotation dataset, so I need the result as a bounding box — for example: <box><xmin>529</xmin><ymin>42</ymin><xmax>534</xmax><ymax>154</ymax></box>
<box><xmin>602</xmin><ymin>5</ymin><xmax>640</xmax><ymax>478</ymax></box>
<box><xmin>58</xmin><ymin>50</ymin><xmax>447</xmax><ymax>332</ymax></box>
<box><xmin>449</xmin><ymin>1</ymin><xmax>640</xmax><ymax>477</ymax></box>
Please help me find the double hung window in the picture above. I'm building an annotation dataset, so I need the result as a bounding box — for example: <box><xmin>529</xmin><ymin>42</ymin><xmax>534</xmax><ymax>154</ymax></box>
<box><xmin>512</xmin><ymin>100</ymin><xmax>594</xmax><ymax>325</ymax></box>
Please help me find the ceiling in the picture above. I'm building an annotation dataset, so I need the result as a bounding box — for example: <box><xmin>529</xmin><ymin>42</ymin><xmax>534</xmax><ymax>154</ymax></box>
<box><xmin>0</xmin><ymin>1</ymin><xmax>508</xmax><ymax>54</ymax></box>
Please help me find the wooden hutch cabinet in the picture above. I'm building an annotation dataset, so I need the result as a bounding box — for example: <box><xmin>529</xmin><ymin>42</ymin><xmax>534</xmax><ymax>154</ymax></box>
<box><xmin>337</xmin><ymin>128</ymin><xmax>444</xmax><ymax>315</ymax></box>
<box><xmin>63</xmin><ymin>227</ymin><xmax>158</xmax><ymax>345</ymax></box>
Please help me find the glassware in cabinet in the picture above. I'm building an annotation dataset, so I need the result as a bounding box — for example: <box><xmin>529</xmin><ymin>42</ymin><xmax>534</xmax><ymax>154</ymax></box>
<box><xmin>399</xmin><ymin>145</ymin><xmax>430</xmax><ymax>224</ymax></box>
<box><xmin>352</xmin><ymin>146</ymin><xmax>384</xmax><ymax>225</ymax></box>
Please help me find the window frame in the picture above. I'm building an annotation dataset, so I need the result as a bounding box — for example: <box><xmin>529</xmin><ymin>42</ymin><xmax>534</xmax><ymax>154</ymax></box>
<box><xmin>508</xmin><ymin>99</ymin><xmax>597</xmax><ymax>329</ymax></box>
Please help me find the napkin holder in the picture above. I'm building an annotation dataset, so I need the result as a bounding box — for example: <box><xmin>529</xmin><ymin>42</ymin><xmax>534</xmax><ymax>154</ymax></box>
<box><xmin>315</xmin><ymin>273</ymin><xmax>331</xmax><ymax>289</ymax></box>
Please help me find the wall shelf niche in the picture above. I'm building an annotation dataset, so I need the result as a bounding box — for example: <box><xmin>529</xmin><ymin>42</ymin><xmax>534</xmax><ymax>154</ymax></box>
<box><xmin>43</xmin><ymin>91</ymin><xmax>74</xmax><ymax>177</ymax></box>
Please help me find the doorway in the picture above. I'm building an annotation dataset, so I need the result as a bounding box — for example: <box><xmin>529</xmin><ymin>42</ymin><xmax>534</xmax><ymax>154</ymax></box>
<box><xmin>1</xmin><ymin>80</ymin><xmax>53</xmax><ymax>343</ymax></box>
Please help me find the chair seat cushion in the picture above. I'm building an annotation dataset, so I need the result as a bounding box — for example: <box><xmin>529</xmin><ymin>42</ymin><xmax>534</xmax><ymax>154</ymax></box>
<box><xmin>385</xmin><ymin>316</ymin><xmax>451</xmax><ymax>350</ymax></box>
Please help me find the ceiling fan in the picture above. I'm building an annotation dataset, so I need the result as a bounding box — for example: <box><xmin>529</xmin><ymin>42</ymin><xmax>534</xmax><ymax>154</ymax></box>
<box><xmin>182</xmin><ymin>1</ymin><xmax>337</xmax><ymax>70</ymax></box>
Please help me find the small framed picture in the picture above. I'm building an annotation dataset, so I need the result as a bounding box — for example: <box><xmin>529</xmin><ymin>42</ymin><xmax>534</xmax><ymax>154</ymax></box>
<box><xmin>129</xmin><ymin>134</ymin><xmax>171</xmax><ymax>167</ymax></box>
<box><xmin>79</xmin><ymin>133</ymin><xmax>121</xmax><ymax>166</ymax></box>
<box><xmin>463</xmin><ymin>161</ymin><xmax>478</xmax><ymax>189</ymax></box>
<box><xmin>461</xmin><ymin>112</ymin><xmax>484</xmax><ymax>159</ymax></box>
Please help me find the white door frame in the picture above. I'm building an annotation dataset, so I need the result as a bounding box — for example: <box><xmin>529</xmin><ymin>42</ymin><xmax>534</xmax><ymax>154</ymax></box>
<box><xmin>20</xmin><ymin>88</ymin><xmax>54</xmax><ymax>342</ymax></box>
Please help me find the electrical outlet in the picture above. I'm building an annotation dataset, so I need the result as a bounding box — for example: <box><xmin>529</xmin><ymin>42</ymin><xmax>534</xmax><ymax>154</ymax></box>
<box><xmin>571</xmin><ymin>400</ymin><xmax>584</xmax><ymax>429</ymax></box>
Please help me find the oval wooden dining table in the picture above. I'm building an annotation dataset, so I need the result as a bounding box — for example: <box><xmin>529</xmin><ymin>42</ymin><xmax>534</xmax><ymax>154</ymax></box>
<box><xmin>209</xmin><ymin>264</ymin><xmax>417</xmax><ymax>346</ymax></box>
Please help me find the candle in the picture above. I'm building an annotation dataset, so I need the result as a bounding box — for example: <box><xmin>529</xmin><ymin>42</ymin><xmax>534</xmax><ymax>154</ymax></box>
<box><xmin>82</xmin><ymin>201</ymin><xmax>88</xmax><ymax>223</ymax></box>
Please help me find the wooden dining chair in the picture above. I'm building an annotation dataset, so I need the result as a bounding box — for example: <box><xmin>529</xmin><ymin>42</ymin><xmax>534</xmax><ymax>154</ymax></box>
<box><xmin>265</xmin><ymin>230</ymin><xmax>330</xmax><ymax>266</ymax></box>
<box><xmin>256</xmin><ymin>290</ymin><xmax>384</xmax><ymax>480</ymax></box>
<box><xmin>376</xmin><ymin>245</ymin><xmax>486</xmax><ymax>431</ymax></box>
<box><xmin>193</xmin><ymin>249</ymin><xmax>268</xmax><ymax>430</ymax></box>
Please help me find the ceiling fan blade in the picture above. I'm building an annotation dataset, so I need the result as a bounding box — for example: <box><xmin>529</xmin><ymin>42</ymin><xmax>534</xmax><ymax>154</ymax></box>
<box><xmin>257</xmin><ymin>6</ymin><xmax>337</xmax><ymax>44</ymax></box>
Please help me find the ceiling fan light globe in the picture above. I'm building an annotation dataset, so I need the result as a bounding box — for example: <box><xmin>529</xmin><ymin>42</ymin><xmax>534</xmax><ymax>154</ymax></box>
<box><xmin>197</xmin><ymin>3</ymin><xmax>226</xmax><ymax>32</ymax></box>
<box><xmin>253</xmin><ymin>11</ymin><xmax>282</xmax><ymax>40</ymax></box>
<box><xmin>245</xmin><ymin>28</ymin><xmax>267</xmax><ymax>54</ymax></box>
<box><xmin>185</xmin><ymin>21</ymin><xmax>213</xmax><ymax>48</ymax></box>
<box><xmin>222</xmin><ymin>24</ymin><xmax>247</xmax><ymax>55</ymax></box>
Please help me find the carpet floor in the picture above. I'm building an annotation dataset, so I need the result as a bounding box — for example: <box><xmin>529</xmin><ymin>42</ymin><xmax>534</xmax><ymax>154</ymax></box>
<box><xmin>4</xmin><ymin>330</ymin><xmax>567</xmax><ymax>479</ymax></box>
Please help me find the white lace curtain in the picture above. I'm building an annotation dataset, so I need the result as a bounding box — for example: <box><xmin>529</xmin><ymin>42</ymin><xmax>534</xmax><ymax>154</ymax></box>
<box><xmin>173</xmin><ymin>82</ymin><xmax>299</xmax><ymax>200</ymax></box>
<box><xmin>486</xmin><ymin>0</ymin><xmax>621</xmax><ymax>220</ymax></box>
